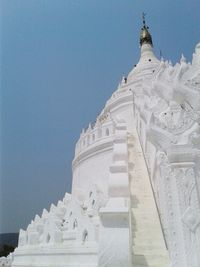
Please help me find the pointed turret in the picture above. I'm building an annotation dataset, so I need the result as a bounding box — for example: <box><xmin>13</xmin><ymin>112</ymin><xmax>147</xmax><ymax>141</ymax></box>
<box><xmin>139</xmin><ymin>13</ymin><xmax>157</xmax><ymax>61</ymax></box>
<box><xmin>140</xmin><ymin>13</ymin><xmax>153</xmax><ymax>47</ymax></box>
<box><xmin>127</xmin><ymin>14</ymin><xmax>159</xmax><ymax>81</ymax></box>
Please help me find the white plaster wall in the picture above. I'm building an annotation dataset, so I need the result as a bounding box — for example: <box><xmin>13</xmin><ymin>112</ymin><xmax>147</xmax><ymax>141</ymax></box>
<box><xmin>106</xmin><ymin>89</ymin><xmax>134</xmax><ymax>131</ymax></box>
<box><xmin>99</xmin><ymin>214</ymin><xmax>130</xmax><ymax>267</ymax></box>
<box><xmin>72</xmin><ymin>149</ymin><xmax>113</xmax><ymax>197</ymax></box>
<box><xmin>13</xmin><ymin>244</ymin><xmax>98</xmax><ymax>267</ymax></box>
<box><xmin>72</xmin><ymin>89</ymin><xmax>134</xmax><ymax>199</ymax></box>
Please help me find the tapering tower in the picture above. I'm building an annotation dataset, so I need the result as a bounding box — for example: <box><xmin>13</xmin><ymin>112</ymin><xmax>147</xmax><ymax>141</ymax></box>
<box><xmin>128</xmin><ymin>14</ymin><xmax>159</xmax><ymax>82</ymax></box>
<box><xmin>140</xmin><ymin>12</ymin><xmax>153</xmax><ymax>47</ymax></box>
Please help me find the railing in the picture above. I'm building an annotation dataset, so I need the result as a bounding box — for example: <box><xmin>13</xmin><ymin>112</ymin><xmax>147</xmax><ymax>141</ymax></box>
<box><xmin>75</xmin><ymin>120</ymin><xmax>115</xmax><ymax>157</ymax></box>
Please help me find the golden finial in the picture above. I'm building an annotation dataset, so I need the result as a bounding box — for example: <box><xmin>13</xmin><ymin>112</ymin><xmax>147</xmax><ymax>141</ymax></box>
<box><xmin>140</xmin><ymin>13</ymin><xmax>153</xmax><ymax>46</ymax></box>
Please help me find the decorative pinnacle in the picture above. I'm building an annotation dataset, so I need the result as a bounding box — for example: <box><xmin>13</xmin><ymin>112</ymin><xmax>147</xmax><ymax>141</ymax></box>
<box><xmin>140</xmin><ymin>13</ymin><xmax>153</xmax><ymax>46</ymax></box>
<box><xmin>142</xmin><ymin>12</ymin><xmax>146</xmax><ymax>26</ymax></box>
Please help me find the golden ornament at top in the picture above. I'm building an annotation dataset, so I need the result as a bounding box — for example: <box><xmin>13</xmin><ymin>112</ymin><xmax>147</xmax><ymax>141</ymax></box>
<box><xmin>140</xmin><ymin>13</ymin><xmax>153</xmax><ymax>46</ymax></box>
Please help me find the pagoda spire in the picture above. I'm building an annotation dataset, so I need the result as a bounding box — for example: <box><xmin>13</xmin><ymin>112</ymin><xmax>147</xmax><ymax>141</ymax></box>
<box><xmin>140</xmin><ymin>13</ymin><xmax>153</xmax><ymax>47</ymax></box>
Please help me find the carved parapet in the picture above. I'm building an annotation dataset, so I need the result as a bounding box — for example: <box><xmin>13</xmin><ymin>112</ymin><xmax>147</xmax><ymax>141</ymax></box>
<box><xmin>27</xmin><ymin>229</ymin><xmax>39</xmax><ymax>246</ymax></box>
<box><xmin>72</xmin><ymin>121</ymin><xmax>115</xmax><ymax>173</ymax></box>
<box><xmin>63</xmin><ymin>193</ymin><xmax>72</xmax><ymax>206</ymax></box>
<box><xmin>192</xmin><ymin>43</ymin><xmax>200</xmax><ymax>67</ymax></box>
<box><xmin>0</xmin><ymin>254</ymin><xmax>13</xmax><ymax>267</ymax></box>
<box><xmin>18</xmin><ymin>230</ymin><xmax>27</xmax><ymax>247</ymax></box>
<box><xmin>41</xmin><ymin>208</ymin><xmax>49</xmax><ymax>221</ymax></box>
<box><xmin>74</xmin><ymin>119</ymin><xmax>115</xmax><ymax>158</ymax></box>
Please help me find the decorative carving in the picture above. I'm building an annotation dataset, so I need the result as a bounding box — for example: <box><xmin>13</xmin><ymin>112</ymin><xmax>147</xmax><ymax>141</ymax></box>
<box><xmin>0</xmin><ymin>253</ymin><xmax>13</xmax><ymax>267</ymax></box>
<box><xmin>185</xmin><ymin>74</ymin><xmax>200</xmax><ymax>91</ymax></box>
<box><xmin>153</xmin><ymin>101</ymin><xmax>194</xmax><ymax>135</ymax></box>
<box><xmin>192</xmin><ymin>43</ymin><xmax>200</xmax><ymax>66</ymax></box>
<box><xmin>156</xmin><ymin>152</ymin><xmax>180</xmax><ymax>265</ymax></box>
<box><xmin>18</xmin><ymin>230</ymin><xmax>27</xmax><ymax>246</ymax></box>
<box><xmin>182</xmin><ymin>207</ymin><xmax>200</xmax><ymax>232</ymax></box>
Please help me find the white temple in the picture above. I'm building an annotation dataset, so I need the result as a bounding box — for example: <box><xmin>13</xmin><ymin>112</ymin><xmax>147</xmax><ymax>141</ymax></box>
<box><xmin>2</xmin><ymin>17</ymin><xmax>200</xmax><ymax>267</ymax></box>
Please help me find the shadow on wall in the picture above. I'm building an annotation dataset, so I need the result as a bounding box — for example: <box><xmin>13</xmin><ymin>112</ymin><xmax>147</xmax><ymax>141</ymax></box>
<box><xmin>131</xmin><ymin>195</ymin><xmax>139</xmax><ymax>209</ymax></box>
<box><xmin>131</xmin><ymin>201</ymin><xmax>149</xmax><ymax>266</ymax></box>
<box><xmin>132</xmin><ymin>254</ymin><xmax>150</xmax><ymax>267</ymax></box>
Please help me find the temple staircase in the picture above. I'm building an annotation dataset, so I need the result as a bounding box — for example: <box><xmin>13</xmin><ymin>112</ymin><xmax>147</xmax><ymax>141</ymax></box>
<box><xmin>128</xmin><ymin>130</ymin><xmax>170</xmax><ymax>267</ymax></box>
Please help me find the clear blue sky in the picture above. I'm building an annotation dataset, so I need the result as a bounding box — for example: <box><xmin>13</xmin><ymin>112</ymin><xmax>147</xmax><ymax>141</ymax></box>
<box><xmin>1</xmin><ymin>0</ymin><xmax>200</xmax><ymax>233</ymax></box>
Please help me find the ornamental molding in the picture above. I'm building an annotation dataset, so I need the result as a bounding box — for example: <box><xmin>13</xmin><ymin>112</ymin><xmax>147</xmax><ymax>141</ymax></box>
<box><xmin>182</xmin><ymin>206</ymin><xmax>200</xmax><ymax>232</ymax></box>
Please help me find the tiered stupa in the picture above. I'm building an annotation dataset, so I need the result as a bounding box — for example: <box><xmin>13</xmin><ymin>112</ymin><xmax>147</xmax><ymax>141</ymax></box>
<box><xmin>1</xmin><ymin>16</ymin><xmax>200</xmax><ymax>267</ymax></box>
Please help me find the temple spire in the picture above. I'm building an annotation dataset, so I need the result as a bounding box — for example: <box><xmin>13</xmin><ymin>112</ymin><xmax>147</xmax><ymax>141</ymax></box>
<box><xmin>140</xmin><ymin>13</ymin><xmax>153</xmax><ymax>47</ymax></box>
<box><xmin>142</xmin><ymin>12</ymin><xmax>146</xmax><ymax>26</ymax></box>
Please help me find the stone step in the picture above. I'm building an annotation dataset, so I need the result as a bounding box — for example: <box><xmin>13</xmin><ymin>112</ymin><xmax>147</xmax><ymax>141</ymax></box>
<box><xmin>131</xmin><ymin>227</ymin><xmax>163</xmax><ymax>233</ymax></box>
<box><xmin>132</xmin><ymin>198</ymin><xmax>154</xmax><ymax>202</ymax></box>
<box><xmin>131</xmin><ymin>230</ymin><xmax>164</xmax><ymax>240</ymax></box>
<box><xmin>131</xmin><ymin>219</ymin><xmax>160</xmax><ymax>226</ymax></box>
<box><xmin>132</xmin><ymin>254</ymin><xmax>170</xmax><ymax>267</ymax></box>
<box><xmin>128</xmin><ymin>131</ymin><xmax>170</xmax><ymax>267</ymax></box>
<box><xmin>131</xmin><ymin>210</ymin><xmax>158</xmax><ymax>216</ymax></box>
<box><xmin>131</xmin><ymin>212</ymin><xmax>159</xmax><ymax>217</ymax></box>
<box><xmin>131</xmin><ymin>205</ymin><xmax>156</xmax><ymax>211</ymax></box>
<box><xmin>133</xmin><ymin>238</ymin><xmax>165</xmax><ymax>247</ymax></box>
<box><xmin>131</xmin><ymin>224</ymin><xmax>161</xmax><ymax>230</ymax></box>
<box><xmin>133</xmin><ymin>247</ymin><xmax>168</xmax><ymax>256</ymax></box>
<box><xmin>130</xmin><ymin>192</ymin><xmax>153</xmax><ymax>195</ymax></box>
<box><xmin>131</xmin><ymin>217</ymin><xmax>160</xmax><ymax>224</ymax></box>
<box><xmin>132</xmin><ymin>233</ymin><xmax>164</xmax><ymax>241</ymax></box>
<box><xmin>130</xmin><ymin>191</ymin><xmax>153</xmax><ymax>195</ymax></box>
